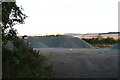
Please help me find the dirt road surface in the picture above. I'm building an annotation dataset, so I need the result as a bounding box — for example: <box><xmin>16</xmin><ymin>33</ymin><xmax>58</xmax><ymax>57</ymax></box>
<box><xmin>34</xmin><ymin>48</ymin><xmax>118</xmax><ymax>78</ymax></box>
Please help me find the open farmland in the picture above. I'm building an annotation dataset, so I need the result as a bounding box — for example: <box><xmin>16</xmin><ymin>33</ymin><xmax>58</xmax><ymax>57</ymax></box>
<box><xmin>73</xmin><ymin>33</ymin><xmax>119</xmax><ymax>40</ymax></box>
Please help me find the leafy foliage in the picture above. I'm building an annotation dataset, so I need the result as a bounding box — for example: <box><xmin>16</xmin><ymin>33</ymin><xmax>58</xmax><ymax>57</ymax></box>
<box><xmin>3</xmin><ymin>38</ymin><xmax>52</xmax><ymax>78</ymax></box>
<box><xmin>2</xmin><ymin>2</ymin><xmax>52</xmax><ymax>78</ymax></box>
<box><xmin>82</xmin><ymin>37</ymin><xmax>120</xmax><ymax>48</ymax></box>
<box><xmin>2</xmin><ymin>2</ymin><xmax>27</xmax><ymax>44</ymax></box>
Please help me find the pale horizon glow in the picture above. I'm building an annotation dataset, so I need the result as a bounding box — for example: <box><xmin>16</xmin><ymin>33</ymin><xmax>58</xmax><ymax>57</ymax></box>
<box><xmin>14</xmin><ymin>0</ymin><xmax>119</xmax><ymax>36</ymax></box>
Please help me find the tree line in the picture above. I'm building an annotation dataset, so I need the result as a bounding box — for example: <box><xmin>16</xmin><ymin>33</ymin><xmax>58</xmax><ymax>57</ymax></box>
<box><xmin>82</xmin><ymin>37</ymin><xmax>120</xmax><ymax>48</ymax></box>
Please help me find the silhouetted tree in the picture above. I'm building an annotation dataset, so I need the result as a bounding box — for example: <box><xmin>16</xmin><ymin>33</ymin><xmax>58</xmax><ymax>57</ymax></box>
<box><xmin>2</xmin><ymin>2</ymin><xmax>27</xmax><ymax>44</ymax></box>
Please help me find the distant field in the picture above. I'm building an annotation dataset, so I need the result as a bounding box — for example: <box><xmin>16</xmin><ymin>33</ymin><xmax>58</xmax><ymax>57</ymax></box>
<box><xmin>18</xmin><ymin>33</ymin><xmax>119</xmax><ymax>40</ymax></box>
<box><xmin>73</xmin><ymin>34</ymin><xmax>119</xmax><ymax>40</ymax></box>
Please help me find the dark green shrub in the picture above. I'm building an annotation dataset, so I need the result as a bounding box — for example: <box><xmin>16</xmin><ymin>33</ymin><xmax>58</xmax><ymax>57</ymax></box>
<box><xmin>2</xmin><ymin>38</ymin><xmax>52</xmax><ymax>78</ymax></box>
<box><xmin>82</xmin><ymin>37</ymin><xmax>119</xmax><ymax>48</ymax></box>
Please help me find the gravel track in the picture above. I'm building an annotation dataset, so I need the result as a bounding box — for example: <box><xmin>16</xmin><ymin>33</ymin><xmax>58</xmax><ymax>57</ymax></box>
<box><xmin>34</xmin><ymin>48</ymin><xmax>118</xmax><ymax>78</ymax></box>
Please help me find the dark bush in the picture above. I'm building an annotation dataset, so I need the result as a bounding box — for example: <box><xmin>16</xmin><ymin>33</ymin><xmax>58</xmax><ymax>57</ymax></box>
<box><xmin>82</xmin><ymin>37</ymin><xmax>119</xmax><ymax>48</ymax></box>
<box><xmin>2</xmin><ymin>38</ymin><xmax>52</xmax><ymax>78</ymax></box>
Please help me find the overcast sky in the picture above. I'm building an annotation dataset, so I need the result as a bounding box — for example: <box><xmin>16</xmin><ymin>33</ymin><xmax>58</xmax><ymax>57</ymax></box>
<box><xmin>14</xmin><ymin>0</ymin><xmax>119</xmax><ymax>36</ymax></box>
